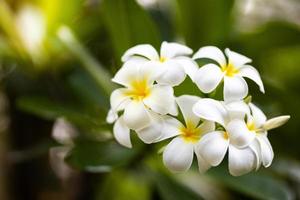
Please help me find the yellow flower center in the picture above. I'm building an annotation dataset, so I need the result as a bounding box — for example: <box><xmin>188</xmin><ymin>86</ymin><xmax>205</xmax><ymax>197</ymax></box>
<box><xmin>159</xmin><ymin>56</ymin><xmax>167</xmax><ymax>63</ymax></box>
<box><xmin>246</xmin><ymin>121</ymin><xmax>263</xmax><ymax>135</ymax></box>
<box><xmin>180</xmin><ymin>122</ymin><xmax>201</xmax><ymax>143</ymax></box>
<box><xmin>223</xmin><ymin>131</ymin><xmax>229</xmax><ymax>140</ymax></box>
<box><xmin>126</xmin><ymin>79</ymin><xmax>151</xmax><ymax>101</ymax></box>
<box><xmin>221</xmin><ymin>63</ymin><xmax>239</xmax><ymax>77</ymax></box>
<box><xmin>247</xmin><ymin>122</ymin><xmax>256</xmax><ymax>132</ymax></box>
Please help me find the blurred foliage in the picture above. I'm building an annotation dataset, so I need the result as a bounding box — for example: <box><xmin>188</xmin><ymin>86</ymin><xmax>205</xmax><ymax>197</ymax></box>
<box><xmin>208</xmin><ymin>167</ymin><xmax>292</xmax><ymax>200</ymax></box>
<box><xmin>101</xmin><ymin>0</ymin><xmax>161</xmax><ymax>64</ymax></box>
<box><xmin>65</xmin><ymin>139</ymin><xmax>140</xmax><ymax>172</ymax></box>
<box><xmin>153</xmin><ymin>171</ymin><xmax>203</xmax><ymax>200</ymax></box>
<box><xmin>96</xmin><ymin>170</ymin><xmax>151</xmax><ymax>200</ymax></box>
<box><xmin>0</xmin><ymin>0</ymin><xmax>300</xmax><ymax>199</ymax></box>
<box><xmin>175</xmin><ymin>0</ymin><xmax>234</xmax><ymax>48</ymax></box>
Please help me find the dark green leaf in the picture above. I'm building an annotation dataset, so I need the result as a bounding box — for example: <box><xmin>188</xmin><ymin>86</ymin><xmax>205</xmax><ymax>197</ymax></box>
<box><xmin>101</xmin><ymin>0</ymin><xmax>161</xmax><ymax>63</ymax></box>
<box><xmin>66</xmin><ymin>140</ymin><xmax>139</xmax><ymax>172</ymax></box>
<box><xmin>154</xmin><ymin>172</ymin><xmax>203</xmax><ymax>200</ymax></box>
<box><xmin>174</xmin><ymin>77</ymin><xmax>203</xmax><ymax>97</ymax></box>
<box><xmin>237</xmin><ymin>22</ymin><xmax>300</xmax><ymax>58</ymax></box>
<box><xmin>174</xmin><ymin>0</ymin><xmax>234</xmax><ymax>49</ymax></box>
<box><xmin>67</xmin><ymin>69</ymin><xmax>110</xmax><ymax>109</ymax></box>
<box><xmin>208</xmin><ymin>168</ymin><xmax>292</xmax><ymax>200</ymax></box>
<box><xmin>17</xmin><ymin>96</ymin><xmax>106</xmax><ymax>130</ymax></box>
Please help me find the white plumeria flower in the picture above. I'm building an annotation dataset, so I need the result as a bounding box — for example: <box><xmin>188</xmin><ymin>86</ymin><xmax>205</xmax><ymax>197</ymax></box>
<box><xmin>193</xmin><ymin>98</ymin><xmax>259</xmax><ymax>176</ymax></box>
<box><xmin>193</xmin><ymin>46</ymin><xmax>265</xmax><ymax>102</ymax></box>
<box><xmin>245</xmin><ymin>103</ymin><xmax>290</xmax><ymax>168</ymax></box>
<box><xmin>121</xmin><ymin>41</ymin><xmax>198</xmax><ymax>86</ymax></box>
<box><xmin>106</xmin><ymin>61</ymin><xmax>177</xmax><ymax>148</ymax></box>
<box><xmin>157</xmin><ymin>95</ymin><xmax>215</xmax><ymax>173</ymax></box>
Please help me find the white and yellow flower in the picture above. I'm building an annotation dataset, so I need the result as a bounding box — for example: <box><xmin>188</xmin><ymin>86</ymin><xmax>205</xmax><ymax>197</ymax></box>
<box><xmin>225</xmin><ymin>101</ymin><xmax>290</xmax><ymax>168</ymax></box>
<box><xmin>106</xmin><ymin>42</ymin><xmax>290</xmax><ymax>176</ymax></box>
<box><xmin>193</xmin><ymin>46</ymin><xmax>264</xmax><ymax>102</ymax></box>
<box><xmin>106</xmin><ymin>61</ymin><xmax>177</xmax><ymax>148</ymax></box>
<box><xmin>121</xmin><ymin>42</ymin><xmax>198</xmax><ymax>86</ymax></box>
<box><xmin>193</xmin><ymin>98</ymin><xmax>259</xmax><ymax>176</ymax></box>
<box><xmin>156</xmin><ymin>95</ymin><xmax>215</xmax><ymax>173</ymax></box>
<box><xmin>245</xmin><ymin>103</ymin><xmax>290</xmax><ymax>168</ymax></box>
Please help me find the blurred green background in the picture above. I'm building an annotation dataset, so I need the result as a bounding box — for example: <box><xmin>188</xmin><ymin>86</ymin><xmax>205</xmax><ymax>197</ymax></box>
<box><xmin>0</xmin><ymin>0</ymin><xmax>299</xmax><ymax>199</ymax></box>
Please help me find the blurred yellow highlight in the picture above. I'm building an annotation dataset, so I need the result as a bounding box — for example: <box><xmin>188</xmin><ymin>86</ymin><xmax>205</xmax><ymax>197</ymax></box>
<box><xmin>16</xmin><ymin>6</ymin><xmax>46</xmax><ymax>58</ymax></box>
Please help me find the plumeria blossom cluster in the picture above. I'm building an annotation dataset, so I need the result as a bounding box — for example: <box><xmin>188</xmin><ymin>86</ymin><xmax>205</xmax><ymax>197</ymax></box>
<box><xmin>106</xmin><ymin>42</ymin><xmax>290</xmax><ymax>176</ymax></box>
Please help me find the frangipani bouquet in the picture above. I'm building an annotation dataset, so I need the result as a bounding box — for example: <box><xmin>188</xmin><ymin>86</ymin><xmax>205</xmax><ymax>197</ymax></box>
<box><xmin>107</xmin><ymin>42</ymin><xmax>290</xmax><ymax>176</ymax></box>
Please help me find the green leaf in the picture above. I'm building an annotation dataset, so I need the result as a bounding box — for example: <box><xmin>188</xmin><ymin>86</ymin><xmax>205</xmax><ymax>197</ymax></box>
<box><xmin>96</xmin><ymin>170</ymin><xmax>151</xmax><ymax>200</ymax></box>
<box><xmin>174</xmin><ymin>77</ymin><xmax>203</xmax><ymax>97</ymax></box>
<box><xmin>67</xmin><ymin>69</ymin><xmax>110</xmax><ymax>109</ymax></box>
<box><xmin>153</xmin><ymin>172</ymin><xmax>203</xmax><ymax>200</ymax></box>
<box><xmin>65</xmin><ymin>140</ymin><xmax>139</xmax><ymax>172</ymax></box>
<box><xmin>17</xmin><ymin>96</ymin><xmax>106</xmax><ymax>130</ymax></box>
<box><xmin>208</xmin><ymin>168</ymin><xmax>292</xmax><ymax>200</ymax></box>
<box><xmin>101</xmin><ymin>0</ymin><xmax>161</xmax><ymax>63</ymax></box>
<box><xmin>261</xmin><ymin>46</ymin><xmax>300</xmax><ymax>92</ymax></box>
<box><xmin>174</xmin><ymin>0</ymin><xmax>234</xmax><ymax>49</ymax></box>
<box><xmin>237</xmin><ymin>22</ymin><xmax>300</xmax><ymax>58</ymax></box>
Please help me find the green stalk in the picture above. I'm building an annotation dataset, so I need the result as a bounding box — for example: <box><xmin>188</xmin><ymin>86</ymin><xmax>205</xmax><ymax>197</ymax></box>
<box><xmin>57</xmin><ymin>26</ymin><xmax>115</xmax><ymax>95</ymax></box>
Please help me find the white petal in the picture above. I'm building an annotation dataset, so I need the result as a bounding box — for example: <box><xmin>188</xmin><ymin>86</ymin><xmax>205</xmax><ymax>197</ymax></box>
<box><xmin>135</xmin><ymin>62</ymin><xmax>157</xmax><ymax>85</ymax></box>
<box><xmin>122</xmin><ymin>56</ymin><xmax>149</xmax><ymax>63</ymax></box>
<box><xmin>169</xmin><ymin>100</ymin><xmax>178</xmax><ymax>116</ymax></box>
<box><xmin>106</xmin><ymin>109</ymin><xmax>118</xmax><ymax>124</ymax></box>
<box><xmin>193</xmin><ymin>46</ymin><xmax>226</xmax><ymax>67</ymax></box>
<box><xmin>249</xmin><ymin>103</ymin><xmax>267</xmax><ymax>127</ymax></box>
<box><xmin>154</xmin><ymin>116</ymin><xmax>182</xmax><ymax>142</ymax></box>
<box><xmin>239</xmin><ymin>65</ymin><xmax>265</xmax><ymax>93</ymax></box>
<box><xmin>196</xmin><ymin>131</ymin><xmax>229</xmax><ymax>166</ymax></box>
<box><xmin>111</xmin><ymin>61</ymin><xmax>140</xmax><ymax>87</ymax></box>
<box><xmin>263</xmin><ymin>115</ymin><xmax>290</xmax><ymax>131</ymax></box>
<box><xmin>257</xmin><ymin>135</ymin><xmax>274</xmax><ymax>167</ymax></box>
<box><xmin>225</xmin><ymin>48</ymin><xmax>252</xmax><ymax>68</ymax></box>
<box><xmin>194</xmin><ymin>148</ymin><xmax>211</xmax><ymax>173</ymax></box>
<box><xmin>163</xmin><ymin>137</ymin><xmax>194</xmax><ymax>172</ymax></box>
<box><xmin>113</xmin><ymin>60</ymin><xmax>157</xmax><ymax>87</ymax></box>
<box><xmin>160</xmin><ymin>41</ymin><xmax>192</xmax><ymax>59</ymax></box>
<box><xmin>228</xmin><ymin>145</ymin><xmax>257</xmax><ymax>176</ymax></box>
<box><xmin>142</xmin><ymin>60</ymin><xmax>165</xmax><ymax>79</ymax></box>
<box><xmin>249</xmin><ymin>139</ymin><xmax>262</xmax><ymax>170</ymax></box>
<box><xmin>113</xmin><ymin>116</ymin><xmax>132</xmax><ymax>148</ymax></box>
<box><xmin>198</xmin><ymin>120</ymin><xmax>215</xmax><ymax>135</ymax></box>
<box><xmin>174</xmin><ymin>57</ymin><xmax>199</xmax><ymax>81</ymax></box>
<box><xmin>176</xmin><ymin>95</ymin><xmax>201</xmax><ymax>127</ymax></box>
<box><xmin>123</xmin><ymin>101</ymin><xmax>151</xmax><ymax>130</ymax></box>
<box><xmin>227</xmin><ymin>119</ymin><xmax>255</xmax><ymax>148</ymax></box>
<box><xmin>194</xmin><ymin>64</ymin><xmax>224</xmax><ymax>93</ymax></box>
<box><xmin>136</xmin><ymin>112</ymin><xmax>163</xmax><ymax>144</ymax></box>
<box><xmin>224</xmin><ymin>76</ymin><xmax>248</xmax><ymax>102</ymax></box>
<box><xmin>156</xmin><ymin>60</ymin><xmax>186</xmax><ymax>86</ymax></box>
<box><xmin>143</xmin><ymin>85</ymin><xmax>175</xmax><ymax>115</ymax></box>
<box><xmin>121</xmin><ymin>44</ymin><xmax>159</xmax><ymax>62</ymax></box>
<box><xmin>110</xmin><ymin>88</ymin><xmax>130</xmax><ymax>111</ymax></box>
<box><xmin>225</xmin><ymin>101</ymin><xmax>250</xmax><ymax>120</ymax></box>
<box><xmin>193</xmin><ymin>98</ymin><xmax>228</xmax><ymax>126</ymax></box>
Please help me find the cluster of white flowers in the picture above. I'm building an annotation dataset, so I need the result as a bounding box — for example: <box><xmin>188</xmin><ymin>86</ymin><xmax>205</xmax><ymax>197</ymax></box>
<box><xmin>106</xmin><ymin>42</ymin><xmax>290</xmax><ymax>176</ymax></box>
